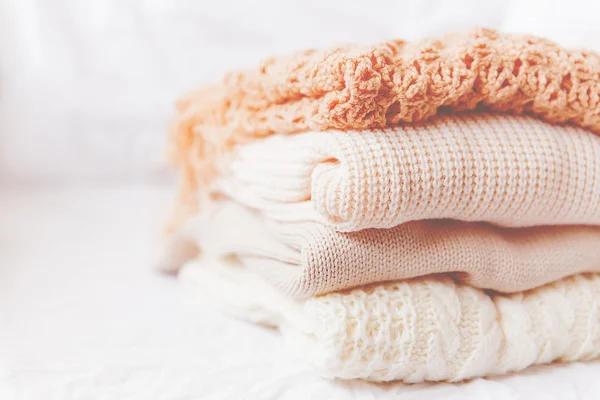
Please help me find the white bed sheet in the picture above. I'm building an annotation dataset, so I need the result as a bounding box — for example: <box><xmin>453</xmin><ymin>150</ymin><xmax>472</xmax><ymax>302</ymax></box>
<box><xmin>1</xmin><ymin>186</ymin><xmax>600</xmax><ymax>399</ymax></box>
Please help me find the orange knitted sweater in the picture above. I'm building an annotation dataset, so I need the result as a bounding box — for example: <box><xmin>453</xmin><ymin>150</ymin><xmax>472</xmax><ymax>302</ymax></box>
<box><xmin>169</xmin><ymin>28</ymin><xmax>600</xmax><ymax>228</ymax></box>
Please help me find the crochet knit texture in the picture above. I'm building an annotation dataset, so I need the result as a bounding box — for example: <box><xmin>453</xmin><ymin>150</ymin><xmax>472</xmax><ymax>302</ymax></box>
<box><xmin>170</xmin><ymin>28</ymin><xmax>600</xmax><ymax>228</ymax></box>
<box><xmin>181</xmin><ymin>259</ymin><xmax>600</xmax><ymax>383</ymax></box>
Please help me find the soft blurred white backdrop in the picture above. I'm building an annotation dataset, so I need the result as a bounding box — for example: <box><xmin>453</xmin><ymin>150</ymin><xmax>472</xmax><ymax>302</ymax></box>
<box><xmin>1</xmin><ymin>0</ymin><xmax>599</xmax><ymax>186</ymax></box>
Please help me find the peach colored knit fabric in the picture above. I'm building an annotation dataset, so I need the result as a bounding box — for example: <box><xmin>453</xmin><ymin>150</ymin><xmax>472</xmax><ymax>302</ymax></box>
<box><xmin>173</xmin><ymin>201</ymin><xmax>600</xmax><ymax>298</ymax></box>
<box><xmin>219</xmin><ymin>113</ymin><xmax>600</xmax><ymax>231</ymax></box>
<box><xmin>169</xmin><ymin>28</ymin><xmax>600</xmax><ymax>228</ymax></box>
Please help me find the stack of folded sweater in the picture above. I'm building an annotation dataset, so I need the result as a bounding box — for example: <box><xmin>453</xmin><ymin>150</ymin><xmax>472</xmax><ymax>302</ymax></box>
<box><xmin>163</xmin><ymin>28</ymin><xmax>600</xmax><ymax>382</ymax></box>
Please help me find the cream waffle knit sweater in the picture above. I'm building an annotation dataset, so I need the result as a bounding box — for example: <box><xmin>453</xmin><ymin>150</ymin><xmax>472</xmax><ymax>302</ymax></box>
<box><xmin>181</xmin><ymin>258</ymin><xmax>600</xmax><ymax>383</ymax></box>
<box><xmin>219</xmin><ymin>113</ymin><xmax>600</xmax><ymax>232</ymax></box>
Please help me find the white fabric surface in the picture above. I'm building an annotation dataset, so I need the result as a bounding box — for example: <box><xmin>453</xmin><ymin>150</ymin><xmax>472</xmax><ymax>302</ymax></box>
<box><xmin>1</xmin><ymin>0</ymin><xmax>600</xmax><ymax>184</ymax></box>
<box><xmin>2</xmin><ymin>186</ymin><xmax>600</xmax><ymax>399</ymax></box>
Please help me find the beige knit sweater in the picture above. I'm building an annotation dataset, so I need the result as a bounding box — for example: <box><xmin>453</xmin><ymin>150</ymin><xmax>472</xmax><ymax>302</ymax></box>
<box><xmin>172</xmin><ymin>201</ymin><xmax>600</xmax><ymax>298</ymax></box>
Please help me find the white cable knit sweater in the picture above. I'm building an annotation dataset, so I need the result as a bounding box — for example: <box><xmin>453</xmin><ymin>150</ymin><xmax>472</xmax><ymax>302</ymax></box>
<box><xmin>181</xmin><ymin>258</ymin><xmax>600</xmax><ymax>383</ymax></box>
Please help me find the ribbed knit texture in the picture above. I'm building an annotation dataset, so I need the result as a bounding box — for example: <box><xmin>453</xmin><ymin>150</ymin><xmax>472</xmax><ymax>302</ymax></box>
<box><xmin>169</xmin><ymin>28</ymin><xmax>600</xmax><ymax>229</ymax></box>
<box><xmin>220</xmin><ymin>113</ymin><xmax>600</xmax><ymax>231</ymax></box>
<box><xmin>171</xmin><ymin>201</ymin><xmax>600</xmax><ymax>298</ymax></box>
<box><xmin>181</xmin><ymin>259</ymin><xmax>600</xmax><ymax>383</ymax></box>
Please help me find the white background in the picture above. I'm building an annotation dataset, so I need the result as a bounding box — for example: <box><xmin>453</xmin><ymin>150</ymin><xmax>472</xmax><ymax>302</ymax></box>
<box><xmin>2</xmin><ymin>1</ymin><xmax>600</xmax><ymax>399</ymax></box>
